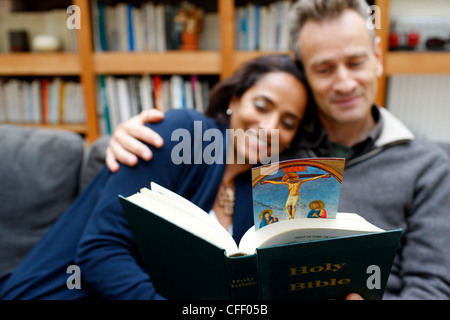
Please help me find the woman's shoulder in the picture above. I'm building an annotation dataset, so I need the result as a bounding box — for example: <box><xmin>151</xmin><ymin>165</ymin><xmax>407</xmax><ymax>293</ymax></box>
<box><xmin>148</xmin><ymin>109</ymin><xmax>219</xmax><ymax>133</ymax></box>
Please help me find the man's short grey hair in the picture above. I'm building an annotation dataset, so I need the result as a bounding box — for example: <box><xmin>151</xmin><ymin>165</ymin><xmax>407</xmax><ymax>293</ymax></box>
<box><xmin>288</xmin><ymin>0</ymin><xmax>375</xmax><ymax>60</ymax></box>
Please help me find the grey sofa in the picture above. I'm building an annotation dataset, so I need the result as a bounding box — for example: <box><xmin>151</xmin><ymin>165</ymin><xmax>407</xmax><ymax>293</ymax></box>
<box><xmin>0</xmin><ymin>124</ymin><xmax>110</xmax><ymax>278</ymax></box>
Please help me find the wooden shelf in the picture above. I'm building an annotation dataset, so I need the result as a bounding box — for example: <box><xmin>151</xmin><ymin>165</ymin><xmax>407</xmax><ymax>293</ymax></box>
<box><xmin>93</xmin><ymin>51</ymin><xmax>222</xmax><ymax>75</ymax></box>
<box><xmin>0</xmin><ymin>53</ymin><xmax>80</xmax><ymax>76</ymax></box>
<box><xmin>385</xmin><ymin>52</ymin><xmax>450</xmax><ymax>75</ymax></box>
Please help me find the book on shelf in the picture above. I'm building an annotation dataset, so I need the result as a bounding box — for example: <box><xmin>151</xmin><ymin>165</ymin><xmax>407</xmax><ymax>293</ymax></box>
<box><xmin>235</xmin><ymin>0</ymin><xmax>293</xmax><ymax>51</ymax></box>
<box><xmin>119</xmin><ymin>158</ymin><xmax>402</xmax><ymax>300</ymax></box>
<box><xmin>96</xmin><ymin>74</ymin><xmax>211</xmax><ymax>135</ymax></box>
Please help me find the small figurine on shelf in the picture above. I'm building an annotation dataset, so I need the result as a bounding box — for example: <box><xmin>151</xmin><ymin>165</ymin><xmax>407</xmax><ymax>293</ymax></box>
<box><xmin>175</xmin><ymin>1</ymin><xmax>204</xmax><ymax>50</ymax></box>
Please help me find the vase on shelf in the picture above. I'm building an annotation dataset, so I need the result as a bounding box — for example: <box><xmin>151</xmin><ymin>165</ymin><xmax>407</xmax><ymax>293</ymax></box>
<box><xmin>180</xmin><ymin>32</ymin><xmax>199</xmax><ymax>51</ymax></box>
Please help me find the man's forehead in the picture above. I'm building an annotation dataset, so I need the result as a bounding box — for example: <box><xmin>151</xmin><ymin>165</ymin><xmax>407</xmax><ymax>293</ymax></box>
<box><xmin>298</xmin><ymin>11</ymin><xmax>373</xmax><ymax>64</ymax></box>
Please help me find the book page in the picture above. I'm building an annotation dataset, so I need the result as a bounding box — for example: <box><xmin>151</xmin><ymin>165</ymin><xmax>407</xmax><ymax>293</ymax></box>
<box><xmin>251</xmin><ymin>158</ymin><xmax>345</xmax><ymax>230</ymax></box>
<box><xmin>128</xmin><ymin>188</ymin><xmax>239</xmax><ymax>254</ymax></box>
<box><xmin>149</xmin><ymin>182</ymin><xmax>211</xmax><ymax>218</ymax></box>
<box><xmin>238</xmin><ymin>212</ymin><xmax>384</xmax><ymax>253</ymax></box>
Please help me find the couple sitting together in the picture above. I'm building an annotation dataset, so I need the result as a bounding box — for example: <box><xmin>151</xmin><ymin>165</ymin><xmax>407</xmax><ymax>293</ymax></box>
<box><xmin>1</xmin><ymin>0</ymin><xmax>450</xmax><ymax>300</ymax></box>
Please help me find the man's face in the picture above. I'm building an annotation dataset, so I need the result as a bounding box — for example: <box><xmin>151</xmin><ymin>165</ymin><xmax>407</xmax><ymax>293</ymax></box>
<box><xmin>298</xmin><ymin>9</ymin><xmax>383</xmax><ymax>127</ymax></box>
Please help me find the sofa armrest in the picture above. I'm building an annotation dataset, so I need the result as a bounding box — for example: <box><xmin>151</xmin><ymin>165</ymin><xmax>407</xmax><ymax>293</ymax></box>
<box><xmin>79</xmin><ymin>135</ymin><xmax>110</xmax><ymax>192</ymax></box>
<box><xmin>0</xmin><ymin>125</ymin><xmax>84</xmax><ymax>277</ymax></box>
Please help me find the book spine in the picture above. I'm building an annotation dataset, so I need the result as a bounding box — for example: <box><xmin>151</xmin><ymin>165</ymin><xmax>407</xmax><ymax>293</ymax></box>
<box><xmin>224</xmin><ymin>254</ymin><xmax>260</xmax><ymax>299</ymax></box>
<box><xmin>127</xmin><ymin>4</ymin><xmax>135</xmax><ymax>51</ymax></box>
<box><xmin>98</xmin><ymin>75</ymin><xmax>111</xmax><ymax>134</ymax></box>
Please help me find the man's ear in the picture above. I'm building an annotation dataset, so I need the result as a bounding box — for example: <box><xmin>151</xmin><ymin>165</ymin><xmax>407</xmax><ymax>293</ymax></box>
<box><xmin>374</xmin><ymin>36</ymin><xmax>384</xmax><ymax>77</ymax></box>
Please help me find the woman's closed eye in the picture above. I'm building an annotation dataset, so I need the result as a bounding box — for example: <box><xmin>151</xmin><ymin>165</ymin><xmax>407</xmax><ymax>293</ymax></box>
<box><xmin>281</xmin><ymin>116</ymin><xmax>298</xmax><ymax>131</ymax></box>
<box><xmin>254</xmin><ymin>100</ymin><xmax>269</xmax><ymax>113</ymax></box>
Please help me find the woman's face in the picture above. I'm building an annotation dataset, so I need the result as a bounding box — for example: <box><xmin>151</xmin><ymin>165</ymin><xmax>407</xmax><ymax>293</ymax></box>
<box><xmin>228</xmin><ymin>72</ymin><xmax>307</xmax><ymax>163</ymax></box>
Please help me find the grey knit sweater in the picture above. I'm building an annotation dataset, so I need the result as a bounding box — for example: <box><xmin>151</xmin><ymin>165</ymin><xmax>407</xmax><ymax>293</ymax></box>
<box><xmin>290</xmin><ymin>107</ymin><xmax>450</xmax><ymax>299</ymax></box>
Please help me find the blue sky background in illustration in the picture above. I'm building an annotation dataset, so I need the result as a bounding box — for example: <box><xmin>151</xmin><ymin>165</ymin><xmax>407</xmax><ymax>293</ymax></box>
<box><xmin>252</xmin><ymin>165</ymin><xmax>342</xmax><ymax>229</ymax></box>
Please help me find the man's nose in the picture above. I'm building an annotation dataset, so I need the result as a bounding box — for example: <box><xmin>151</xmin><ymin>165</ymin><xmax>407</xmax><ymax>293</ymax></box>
<box><xmin>333</xmin><ymin>65</ymin><xmax>358</xmax><ymax>94</ymax></box>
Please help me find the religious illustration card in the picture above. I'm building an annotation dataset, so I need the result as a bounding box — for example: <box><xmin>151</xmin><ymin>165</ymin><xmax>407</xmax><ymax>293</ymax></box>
<box><xmin>251</xmin><ymin>158</ymin><xmax>345</xmax><ymax>230</ymax></box>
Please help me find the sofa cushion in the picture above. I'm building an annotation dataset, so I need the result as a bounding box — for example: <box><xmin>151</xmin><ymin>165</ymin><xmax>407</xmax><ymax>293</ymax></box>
<box><xmin>0</xmin><ymin>125</ymin><xmax>84</xmax><ymax>278</ymax></box>
<box><xmin>79</xmin><ymin>134</ymin><xmax>110</xmax><ymax>192</ymax></box>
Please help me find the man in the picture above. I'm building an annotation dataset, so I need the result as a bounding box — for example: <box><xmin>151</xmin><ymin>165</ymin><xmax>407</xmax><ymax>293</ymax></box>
<box><xmin>105</xmin><ymin>0</ymin><xmax>450</xmax><ymax>299</ymax></box>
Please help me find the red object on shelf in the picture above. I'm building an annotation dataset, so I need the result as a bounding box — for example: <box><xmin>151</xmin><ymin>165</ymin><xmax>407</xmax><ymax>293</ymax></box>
<box><xmin>389</xmin><ymin>32</ymin><xmax>400</xmax><ymax>49</ymax></box>
<box><xmin>408</xmin><ymin>32</ymin><xmax>420</xmax><ymax>48</ymax></box>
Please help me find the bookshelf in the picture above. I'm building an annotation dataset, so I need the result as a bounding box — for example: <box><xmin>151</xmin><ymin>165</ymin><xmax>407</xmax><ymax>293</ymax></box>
<box><xmin>1</xmin><ymin>0</ymin><xmax>448</xmax><ymax>143</ymax></box>
<box><xmin>0</xmin><ymin>0</ymin><xmax>237</xmax><ymax>143</ymax></box>
<box><xmin>374</xmin><ymin>0</ymin><xmax>450</xmax><ymax>106</ymax></box>
<box><xmin>93</xmin><ymin>51</ymin><xmax>222</xmax><ymax>74</ymax></box>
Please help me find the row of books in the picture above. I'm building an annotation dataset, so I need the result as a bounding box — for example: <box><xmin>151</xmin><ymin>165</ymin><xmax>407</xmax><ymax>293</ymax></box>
<box><xmin>0</xmin><ymin>78</ymin><xmax>85</xmax><ymax>124</ymax></box>
<box><xmin>96</xmin><ymin>75</ymin><xmax>211</xmax><ymax>135</ymax></box>
<box><xmin>91</xmin><ymin>0</ymin><xmax>294</xmax><ymax>53</ymax></box>
<box><xmin>235</xmin><ymin>0</ymin><xmax>293</xmax><ymax>51</ymax></box>
<box><xmin>92</xmin><ymin>1</ymin><xmax>219</xmax><ymax>52</ymax></box>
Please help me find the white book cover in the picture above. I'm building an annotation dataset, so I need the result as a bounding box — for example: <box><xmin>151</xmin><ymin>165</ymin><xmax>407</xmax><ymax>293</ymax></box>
<box><xmin>5</xmin><ymin>80</ymin><xmax>19</xmax><ymax>122</ymax></box>
<box><xmin>192</xmin><ymin>75</ymin><xmax>203</xmax><ymax>113</ymax></box>
<box><xmin>170</xmin><ymin>75</ymin><xmax>184</xmax><ymax>109</ymax></box>
<box><xmin>161</xmin><ymin>79</ymin><xmax>170</xmax><ymax>112</ymax></box>
<box><xmin>142</xmin><ymin>2</ymin><xmax>157</xmax><ymax>51</ymax></box>
<box><xmin>155</xmin><ymin>3</ymin><xmax>166</xmax><ymax>52</ymax></box>
<box><xmin>247</xmin><ymin>3</ymin><xmax>256</xmax><ymax>50</ymax></box>
<box><xmin>115</xmin><ymin>3</ymin><xmax>129</xmax><ymax>52</ymax></box>
<box><xmin>74</xmin><ymin>84</ymin><xmax>85</xmax><ymax>123</ymax></box>
<box><xmin>63</xmin><ymin>82</ymin><xmax>75</xmax><ymax>123</ymax></box>
<box><xmin>139</xmin><ymin>74</ymin><xmax>154</xmax><ymax>111</ymax></box>
<box><xmin>105</xmin><ymin>76</ymin><xmax>120</xmax><ymax>131</ymax></box>
<box><xmin>184</xmin><ymin>80</ymin><xmax>194</xmax><ymax>109</ymax></box>
<box><xmin>48</xmin><ymin>78</ymin><xmax>62</xmax><ymax>124</ymax></box>
<box><xmin>132</xmin><ymin>7</ymin><xmax>145</xmax><ymax>52</ymax></box>
<box><xmin>279</xmin><ymin>1</ymin><xmax>293</xmax><ymax>51</ymax></box>
<box><xmin>105</xmin><ymin>6</ymin><xmax>118</xmax><ymax>51</ymax></box>
<box><xmin>116</xmin><ymin>78</ymin><xmax>131</xmax><ymax>122</ymax></box>
<box><xmin>259</xmin><ymin>6</ymin><xmax>268</xmax><ymax>51</ymax></box>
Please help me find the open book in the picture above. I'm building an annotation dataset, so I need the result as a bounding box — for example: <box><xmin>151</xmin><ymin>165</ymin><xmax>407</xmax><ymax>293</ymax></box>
<box><xmin>123</xmin><ymin>182</ymin><xmax>385</xmax><ymax>256</ymax></box>
<box><xmin>119</xmin><ymin>180</ymin><xmax>402</xmax><ymax>300</ymax></box>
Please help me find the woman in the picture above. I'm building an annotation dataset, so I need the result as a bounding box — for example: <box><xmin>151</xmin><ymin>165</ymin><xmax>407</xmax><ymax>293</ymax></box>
<box><xmin>0</xmin><ymin>55</ymin><xmax>309</xmax><ymax>300</ymax></box>
<box><xmin>259</xmin><ymin>209</ymin><xmax>279</xmax><ymax>229</ymax></box>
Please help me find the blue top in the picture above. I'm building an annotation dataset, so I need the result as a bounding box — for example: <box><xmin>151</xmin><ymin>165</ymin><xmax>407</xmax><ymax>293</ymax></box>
<box><xmin>0</xmin><ymin>109</ymin><xmax>255</xmax><ymax>300</ymax></box>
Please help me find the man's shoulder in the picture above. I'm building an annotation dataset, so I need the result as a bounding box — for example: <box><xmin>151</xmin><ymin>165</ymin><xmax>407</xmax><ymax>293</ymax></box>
<box><xmin>409</xmin><ymin>135</ymin><xmax>450</xmax><ymax>162</ymax></box>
